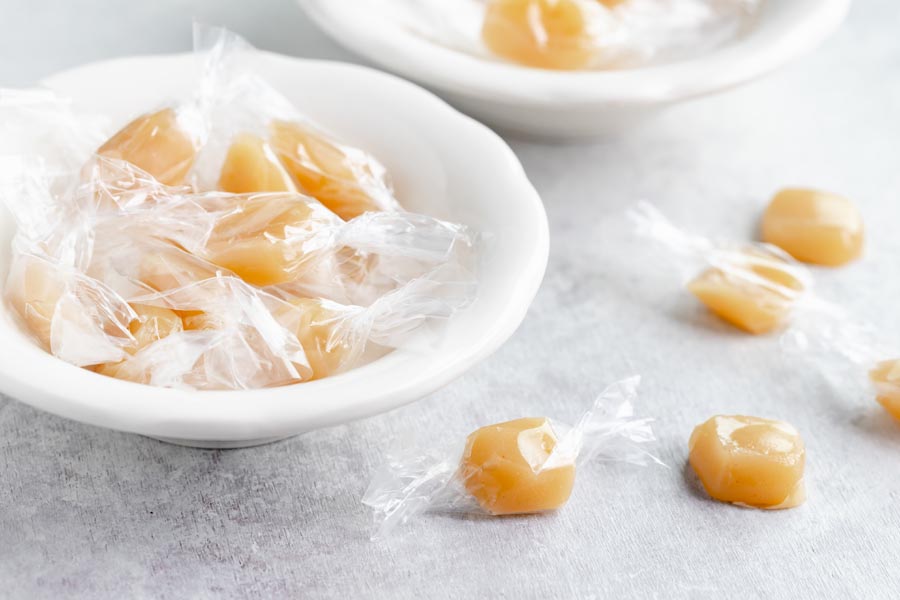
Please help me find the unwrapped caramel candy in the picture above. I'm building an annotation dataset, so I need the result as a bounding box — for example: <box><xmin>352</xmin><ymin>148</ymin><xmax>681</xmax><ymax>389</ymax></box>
<box><xmin>460</xmin><ymin>417</ymin><xmax>576</xmax><ymax>515</ymax></box>
<box><xmin>762</xmin><ymin>188</ymin><xmax>864</xmax><ymax>267</ymax></box>
<box><xmin>689</xmin><ymin>415</ymin><xmax>806</xmax><ymax>509</ymax></box>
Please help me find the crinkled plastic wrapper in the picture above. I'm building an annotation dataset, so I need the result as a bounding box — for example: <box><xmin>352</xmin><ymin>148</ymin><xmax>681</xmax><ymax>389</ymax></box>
<box><xmin>376</xmin><ymin>0</ymin><xmax>761</xmax><ymax>70</ymax></box>
<box><xmin>629</xmin><ymin>202</ymin><xmax>899</xmax><ymax>416</ymax></box>
<box><xmin>0</xmin><ymin>26</ymin><xmax>480</xmax><ymax>391</ymax></box>
<box><xmin>629</xmin><ymin>202</ymin><xmax>863</xmax><ymax>347</ymax></box>
<box><xmin>363</xmin><ymin>376</ymin><xmax>662</xmax><ymax>539</ymax></box>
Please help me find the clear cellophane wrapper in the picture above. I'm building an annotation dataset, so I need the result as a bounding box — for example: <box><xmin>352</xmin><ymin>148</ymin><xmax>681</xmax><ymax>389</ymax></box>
<box><xmin>0</xmin><ymin>27</ymin><xmax>480</xmax><ymax>390</ymax></box>
<box><xmin>363</xmin><ymin>376</ymin><xmax>662</xmax><ymax>539</ymax></box>
<box><xmin>375</xmin><ymin>0</ymin><xmax>761</xmax><ymax>70</ymax></box>
<box><xmin>628</xmin><ymin>202</ymin><xmax>897</xmax><ymax>399</ymax></box>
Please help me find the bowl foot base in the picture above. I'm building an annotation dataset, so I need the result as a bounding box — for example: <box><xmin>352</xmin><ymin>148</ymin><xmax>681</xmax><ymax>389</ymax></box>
<box><xmin>147</xmin><ymin>435</ymin><xmax>294</xmax><ymax>449</ymax></box>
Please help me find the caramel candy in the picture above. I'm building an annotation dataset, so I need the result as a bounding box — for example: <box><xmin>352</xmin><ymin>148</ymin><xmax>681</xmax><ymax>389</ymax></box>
<box><xmin>202</xmin><ymin>194</ymin><xmax>329</xmax><ymax>287</ymax></box>
<box><xmin>97</xmin><ymin>109</ymin><xmax>196</xmax><ymax>186</ymax></box>
<box><xmin>6</xmin><ymin>256</ymin><xmax>66</xmax><ymax>350</ymax></box>
<box><xmin>125</xmin><ymin>304</ymin><xmax>183</xmax><ymax>352</ymax></box>
<box><xmin>7</xmin><ymin>255</ymin><xmax>136</xmax><ymax>365</ymax></box>
<box><xmin>870</xmin><ymin>360</ymin><xmax>900</xmax><ymax>421</ymax></box>
<box><xmin>95</xmin><ymin>304</ymin><xmax>183</xmax><ymax>379</ymax></box>
<box><xmin>218</xmin><ymin>133</ymin><xmax>297</xmax><ymax>194</ymax></box>
<box><xmin>481</xmin><ymin>0</ymin><xmax>595</xmax><ymax>71</ymax></box>
<box><xmin>761</xmin><ymin>188</ymin><xmax>864</xmax><ymax>267</ymax></box>
<box><xmin>138</xmin><ymin>249</ymin><xmax>221</xmax><ymax>293</ymax></box>
<box><xmin>687</xmin><ymin>250</ymin><xmax>804</xmax><ymax>335</ymax></box>
<box><xmin>277</xmin><ymin>298</ymin><xmax>352</xmax><ymax>380</ymax></box>
<box><xmin>171</xmin><ymin>295</ymin><xmax>310</xmax><ymax>389</ymax></box>
<box><xmin>460</xmin><ymin>417</ymin><xmax>575</xmax><ymax>515</ymax></box>
<box><xmin>689</xmin><ymin>415</ymin><xmax>806</xmax><ymax>509</ymax></box>
<box><xmin>269</xmin><ymin>120</ymin><xmax>396</xmax><ymax>220</ymax></box>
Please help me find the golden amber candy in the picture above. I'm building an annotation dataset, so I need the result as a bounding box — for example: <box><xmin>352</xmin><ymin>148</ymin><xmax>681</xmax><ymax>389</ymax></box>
<box><xmin>6</xmin><ymin>257</ymin><xmax>66</xmax><ymax>351</ymax></box>
<box><xmin>269</xmin><ymin>120</ymin><xmax>395</xmax><ymax>220</ymax></box>
<box><xmin>218</xmin><ymin>133</ymin><xmax>298</xmax><ymax>194</ymax></box>
<box><xmin>687</xmin><ymin>250</ymin><xmax>805</xmax><ymax>335</ymax></box>
<box><xmin>689</xmin><ymin>415</ymin><xmax>806</xmax><ymax>510</ymax></box>
<box><xmin>481</xmin><ymin>0</ymin><xmax>595</xmax><ymax>71</ymax></box>
<box><xmin>277</xmin><ymin>298</ymin><xmax>351</xmax><ymax>380</ymax></box>
<box><xmin>97</xmin><ymin>108</ymin><xmax>196</xmax><ymax>187</ymax></box>
<box><xmin>870</xmin><ymin>360</ymin><xmax>900</xmax><ymax>421</ymax></box>
<box><xmin>95</xmin><ymin>304</ymin><xmax>183</xmax><ymax>379</ymax></box>
<box><xmin>201</xmin><ymin>194</ymin><xmax>326</xmax><ymax>287</ymax></box>
<box><xmin>126</xmin><ymin>304</ymin><xmax>183</xmax><ymax>353</ymax></box>
<box><xmin>761</xmin><ymin>188</ymin><xmax>864</xmax><ymax>267</ymax></box>
<box><xmin>138</xmin><ymin>248</ymin><xmax>222</xmax><ymax>293</ymax></box>
<box><xmin>460</xmin><ymin>417</ymin><xmax>575</xmax><ymax>515</ymax></box>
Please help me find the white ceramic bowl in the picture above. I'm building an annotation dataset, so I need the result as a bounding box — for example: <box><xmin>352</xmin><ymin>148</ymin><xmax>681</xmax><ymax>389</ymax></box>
<box><xmin>299</xmin><ymin>0</ymin><xmax>851</xmax><ymax>139</ymax></box>
<box><xmin>0</xmin><ymin>52</ymin><xmax>548</xmax><ymax>447</ymax></box>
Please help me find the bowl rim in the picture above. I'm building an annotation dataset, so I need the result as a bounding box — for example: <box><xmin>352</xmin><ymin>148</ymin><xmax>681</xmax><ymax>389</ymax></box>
<box><xmin>298</xmin><ymin>0</ymin><xmax>852</xmax><ymax>106</ymax></box>
<box><xmin>0</xmin><ymin>51</ymin><xmax>549</xmax><ymax>441</ymax></box>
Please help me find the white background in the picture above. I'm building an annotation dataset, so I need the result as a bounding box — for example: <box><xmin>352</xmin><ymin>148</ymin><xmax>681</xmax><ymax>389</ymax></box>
<box><xmin>1</xmin><ymin>0</ymin><xmax>898</xmax><ymax>597</ymax></box>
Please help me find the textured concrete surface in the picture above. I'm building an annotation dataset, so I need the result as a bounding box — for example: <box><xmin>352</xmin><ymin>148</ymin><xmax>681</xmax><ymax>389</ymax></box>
<box><xmin>1</xmin><ymin>0</ymin><xmax>900</xmax><ymax>598</ymax></box>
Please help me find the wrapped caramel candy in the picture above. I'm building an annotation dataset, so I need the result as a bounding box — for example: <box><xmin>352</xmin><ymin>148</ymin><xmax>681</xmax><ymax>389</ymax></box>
<box><xmin>363</xmin><ymin>377</ymin><xmax>660</xmax><ymax>538</ymax></box>
<box><xmin>269</xmin><ymin>119</ymin><xmax>398</xmax><ymax>220</ymax></box>
<box><xmin>630</xmin><ymin>202</ymin><xmax>813</xmax><ymax>336</ymax></box>
<box><xmin>0</xmin><ymin>27</ymin><xmax>479</xmax><ymax>391</ymax></box>
<box><xmin>6</xmin><ymin>253</ymin><xmax>136</xmax><ymax>366</ymax></box>
<box><xmin>482</xmin><ymin>0</ymin><xmax>597</xmax><ymax>70</ymax></box>
<box><xmin>217</xmin><ymin>133</ymin><xmax>297</xmax><ymax>194</ymax></box>
<box><xmin>869</xmin><ymin>360</ymin><xmax>900</xmax><ymax>421</ymax></box>
<box><xmin>97</xmin><ymin>108</ymin><xmax>199</xmax><ymax>187</ymax></box>
<box><xmin>189</xmin><ymin>24</ymin><xmax>400</xmax><ymax>220</ymax></box>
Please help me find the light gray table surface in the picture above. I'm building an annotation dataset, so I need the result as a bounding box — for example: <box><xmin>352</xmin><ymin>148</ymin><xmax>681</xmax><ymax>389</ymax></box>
<box><xmin>1</xmin><ymin>1</ymin><xmax>899</xmax><ymax>598</ymax></box>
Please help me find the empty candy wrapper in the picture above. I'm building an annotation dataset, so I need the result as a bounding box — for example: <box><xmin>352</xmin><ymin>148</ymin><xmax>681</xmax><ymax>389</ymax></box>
<box><xmin>363</xmin><ymin>376</ymin><xmax>661</xmax><ymax>539</ymax></box>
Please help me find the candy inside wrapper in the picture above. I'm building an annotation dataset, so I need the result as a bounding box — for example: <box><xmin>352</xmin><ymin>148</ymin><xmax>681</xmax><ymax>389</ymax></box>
<box><xmin>190</xmin><ymin>25</ymin><xmax>400</xmax><ymax>221</ymax></box>
<box><xmin>363</xmin><ymin>376</ymin><xmax>661</xmax><ymax>539</ymax></box>
<box><xmin>630</xmin><ymin>202</ymin><xmax>900</xmax><ymax>421</ymax></box>
<box><xmin>627</xmin><ymin>202</ymin><xmax>879</xmax><ymax>355</ymax></box>
<box><xmin>378</xmin><ymin>0</ymin><xmax>760</xmax><ymax>71</ymax></box>
<box><xmin>0</xmin><ymin>26</ymin><xmax>480</xmax><ymax>391</ymax></box>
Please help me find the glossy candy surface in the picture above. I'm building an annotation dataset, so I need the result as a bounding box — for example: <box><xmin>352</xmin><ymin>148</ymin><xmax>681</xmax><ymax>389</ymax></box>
<box><xmin>460</xmin><ymin>417</ymin><xmax>576</xmax><ymax>515</ymax></box>
<box><xmin>482</xmin><ymin>0</ymin><xmax>596</xmax><ymax>71</ymax></box>
<box><xmin>689</xmin><ymin>415</ymin><xmax>806</xmax><ymax>509</ymax></box>
<box><xmin>200</xmin><ymin>194</ymin><xmax>329</xmax><ymax>287</ymax></box>
<box><xmin>762</xmin><ymin>188</ymin><xmax>864</xmax><ymax>267</ymax></box>
<box><xmin>269</xmin><ymin>120</ymin><xmax>395</xmax><ymax>220</ymax></box>
<box><xmin>687</xmin><ymin>250</ymin><xmax>805</xmax><ymax>334</ymax></box>
<box><xmin>97</xmin><ymin>108</ymin><xmax>196</xmax><ymax>186</ymax></box>
<box><xmin>218</xmin><ymin>133</ymin><xmax>297</xmax><ymax>194</ymax></box>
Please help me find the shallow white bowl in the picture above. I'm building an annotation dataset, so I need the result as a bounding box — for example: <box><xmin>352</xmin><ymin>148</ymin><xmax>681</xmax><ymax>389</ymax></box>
<box><xmin>299</xmin><ymin>0</ymin><xmax>851</xmax><ymax>139</ymax></box>
<box><xmin>0</xmin><ymin>52</ymin><xmax>548</xmax><ymax>447</ymax></box>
